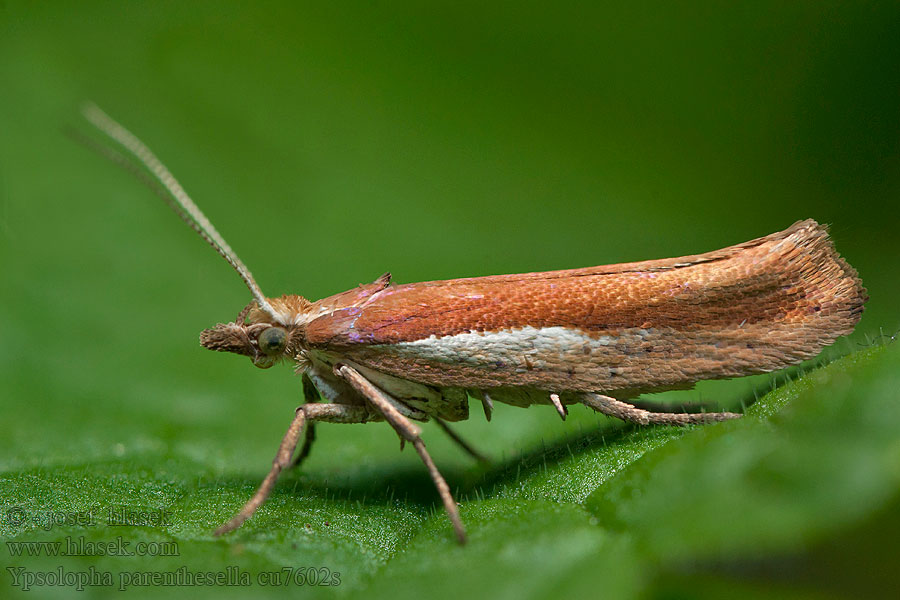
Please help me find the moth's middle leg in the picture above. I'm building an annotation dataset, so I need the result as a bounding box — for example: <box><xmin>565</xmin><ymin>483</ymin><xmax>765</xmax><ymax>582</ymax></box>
<box><xmin>334</xmin><ymin>363</ymin><xmax>467</xmax><ymax>544</ymax></box>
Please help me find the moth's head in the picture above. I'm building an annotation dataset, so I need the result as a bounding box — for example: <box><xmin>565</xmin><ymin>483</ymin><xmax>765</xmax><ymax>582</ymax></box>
<box><xmin>199</xmin><ymin>295</ymin><xmax>312</xmax><ymax>369</ymax></box>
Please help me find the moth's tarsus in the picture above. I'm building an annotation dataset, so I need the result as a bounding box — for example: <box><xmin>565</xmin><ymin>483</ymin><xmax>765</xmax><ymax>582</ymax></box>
<box><xmin>335</xmin><ymin>364</ymin><xmax>467</xmax><ymax>544</ymax></box>
<box><xmin>213</xmin><ymin>405</ymin><xmax>308</xmax><ymax>537</ymax></box>
<box><xmin>581</xmin><ymin>393</ymin><xmax>743</xmax><ymax>426</ymax></box>
<box><xmin>214</xmin><ymin>402</ymin><xmax>372</xmax><ymax>537</ymax></box>
<box><xmin>412</xmin><ymin>437</ymin><xmax>467</xmax><ymax>545</ymax></box>
<box><xmin>215</xmin><ymin>370</ymin><xmax>468</xmax><ymax>545</ymax></box>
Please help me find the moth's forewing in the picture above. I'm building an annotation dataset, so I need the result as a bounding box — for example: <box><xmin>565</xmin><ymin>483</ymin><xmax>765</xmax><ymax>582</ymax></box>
<box><xmin>305</xmin><ymin>220</ymin><xmax>866</xmax><ymax>397</ymax></box>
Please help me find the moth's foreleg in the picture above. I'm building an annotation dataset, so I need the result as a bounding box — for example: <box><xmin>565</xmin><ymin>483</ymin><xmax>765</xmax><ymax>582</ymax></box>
<box><xmin>334</xmin><ymin>364</ymin><xmax>467</xmax><ymax>545</ymax></box>
<box><xmin>213</xmin><ymin>402</ymin><xmax>370</xmax><ymax>536</ymax></box>
<box><xmin>581</xmin><ymin>393</ymin><xmax>742</xmax><ymax>426</ymax></box>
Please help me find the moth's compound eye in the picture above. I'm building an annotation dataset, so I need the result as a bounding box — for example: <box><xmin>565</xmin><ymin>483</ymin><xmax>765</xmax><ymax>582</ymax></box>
<box><xmin>258</xmin><ymin>327</ymin><xmax>287</xmax><ymax>356</ymax></box>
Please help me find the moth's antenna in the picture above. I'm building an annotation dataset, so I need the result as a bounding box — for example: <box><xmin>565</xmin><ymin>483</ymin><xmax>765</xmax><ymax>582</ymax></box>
<box><xmin>80</xmin><ymin>102</ymin><xmax>277</xmax><ymax>319</ymax></box>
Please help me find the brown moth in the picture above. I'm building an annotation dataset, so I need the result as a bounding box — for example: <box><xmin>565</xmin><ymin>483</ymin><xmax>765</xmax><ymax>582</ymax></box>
<box><xmin>83</xmin><ymin>104</ymin><xmax>867</xmax><ymax>544</ymax></box>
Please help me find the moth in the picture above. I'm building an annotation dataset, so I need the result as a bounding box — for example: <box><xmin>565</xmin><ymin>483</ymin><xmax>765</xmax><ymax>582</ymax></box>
<box><xmin>82</xmin><ymin>104</ymin><xmax>866</xmax><ymax>544</ymax></box>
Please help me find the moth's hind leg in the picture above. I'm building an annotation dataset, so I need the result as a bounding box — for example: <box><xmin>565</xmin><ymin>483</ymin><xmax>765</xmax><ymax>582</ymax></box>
<box><xmin>581</xmin><ymin>393</ymin><xmax>742</xmax><ymax>426</ymax></box>
<box><xmin>433</xmin><ymin>418</ymin><xmax>489</xmax><ymax>464</ymax></box>
<box><xmin>213</xmin><ymin>402</ymin><xmax>372</xmax><ymax>536</ymax></box>
<box><xmin>334</xmin><ymin>364</ymin><xmax>467</xmax><ymax>544</ymax></box>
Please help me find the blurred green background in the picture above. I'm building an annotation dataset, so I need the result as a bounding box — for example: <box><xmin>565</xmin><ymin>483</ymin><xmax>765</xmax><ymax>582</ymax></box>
<box><xmin>2</xmin><ymin>2</ymin><xmax>899</xmax><ymax>599</ymax></box>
